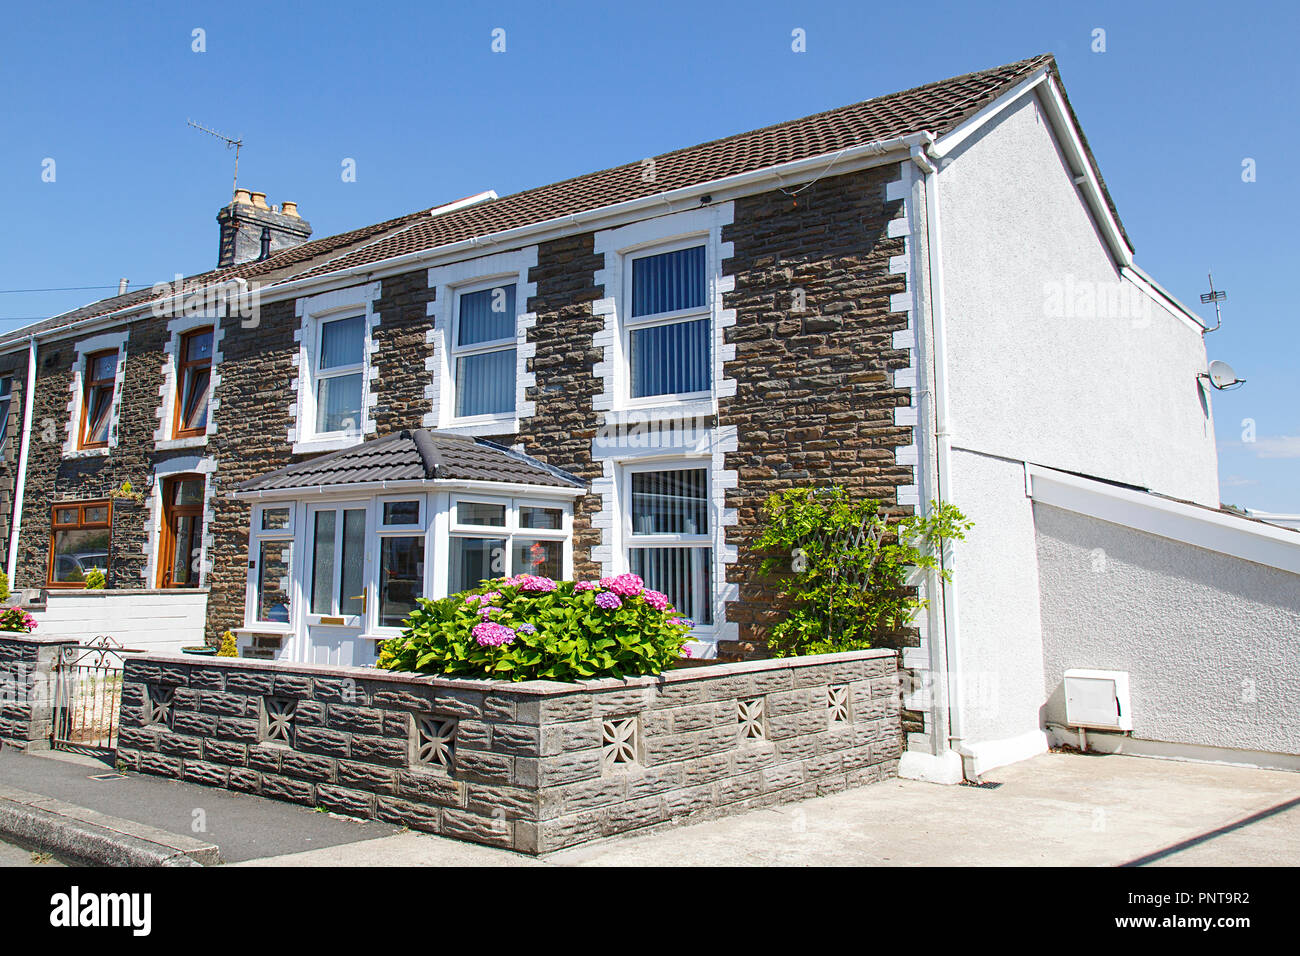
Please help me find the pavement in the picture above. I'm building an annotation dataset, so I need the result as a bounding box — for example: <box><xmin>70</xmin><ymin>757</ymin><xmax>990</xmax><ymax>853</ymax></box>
<box><xmin>2</xmin><ymin>745</ymin><xmax>1297</xmax><ymax>866</ymax></box>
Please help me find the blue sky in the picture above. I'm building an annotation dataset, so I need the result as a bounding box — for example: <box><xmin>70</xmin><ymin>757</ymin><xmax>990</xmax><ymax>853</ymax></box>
<box><xmin>1</xmin><ymin>1</ymin><xmax>1295</xmax><ymax>509</ymax></box>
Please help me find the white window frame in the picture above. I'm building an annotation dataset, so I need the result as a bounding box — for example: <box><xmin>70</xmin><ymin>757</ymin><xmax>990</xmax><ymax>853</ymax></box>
<box><xmin>372</xmin><ymin>494</ymin><xmax>430</xmax><ymax>634</ymax></box>
<box><xmin>445</xmin><ymin>494</ymin><xmax>572</xmax><ymax>593</ymax></box>
<box><xmin>245</xmin><ymin>503</ymin><xmax>297</xmax><ymax>633</ymax></box>
<box><xmin>304</xmin><ymin>499</ymin><xmax>369</xmax><ymax>628</ymax></box>
<box><xmin>620</xmin><ymin>458</ymin><xmax>717</xmax><ymax>634</ymax></box>
<box><xmin>448</xmin><ymin>275</ymin><xmax>520</xmax><ymax>425</ymax></box>
<box><xmin>292</xmin><ymin>283</ymin><xmax>380</xmax><ymax>455</ymax></box>
<box><xmin>621</xmin><ymin>236</ymin><xmax>713</xmax><ymax>408</ymax></box>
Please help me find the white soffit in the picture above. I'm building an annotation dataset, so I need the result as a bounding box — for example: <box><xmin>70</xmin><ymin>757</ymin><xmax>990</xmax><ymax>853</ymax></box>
<box><xmin>1028</xmin><ymin>464</ymin><xmax>1300</xmax><ymax>575</ymax></box>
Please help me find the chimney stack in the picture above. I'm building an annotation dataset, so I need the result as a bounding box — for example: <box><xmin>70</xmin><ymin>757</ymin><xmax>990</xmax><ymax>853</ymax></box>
<box><xmin>216</xmin><ymin>189</ymin><xmax>312</xmax><ymax>268</ymax></box>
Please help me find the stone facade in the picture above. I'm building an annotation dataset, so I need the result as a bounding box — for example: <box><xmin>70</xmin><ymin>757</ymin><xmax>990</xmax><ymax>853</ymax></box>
<box><xmin>0</xmin><ymin>634</ymin><xmax>74</xmax><ymax>750</ymax></box>
<box><xmin>720</xmin><ymin>164</ymin><xmax>916</xmax><ymax>656</ymax></box>
<box><xmin>3</xmin><ymin>162</ymin><xmax>919</xmax><ymax>657</ymax></box>
<box><xmin>117</xmin><ymin>649</ymin><xmax>900</xmax><ymax>853</ymax></box>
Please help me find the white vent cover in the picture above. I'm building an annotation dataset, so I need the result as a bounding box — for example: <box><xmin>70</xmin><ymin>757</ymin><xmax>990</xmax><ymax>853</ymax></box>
<box><xmin>1063</xmin><ymin>669</ymin><xmax>1133</xmax><ymax>731</ymax></box>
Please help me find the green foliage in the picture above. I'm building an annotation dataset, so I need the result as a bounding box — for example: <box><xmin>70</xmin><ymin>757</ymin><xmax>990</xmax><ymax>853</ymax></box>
<box><xmin>217</xmin><ymin>631</ymin><xmax>238</xmax><ymax>657</ymax></box>
<box><xmin>753</xmin><ymin>486</ymin><xmax>971</xmax><ymax>657</ymax></box>
<box><xmin>377</xmin><ymin>576</ymin><xmax>693</xmax><ymax>682</ymax></box>
<box><xmin>0</xmin><ymin>570</ymin><xmax>9</xmax><ymax>603</ymax></box>
<box><xmin>0</xmin><ymin>605</ymin><xmax>38</xmax><ymax>633</ymax></box>
<box><xmin>83</xmin><ymin>569</ymin><xmax>106</xmax><ymax>590</ymax></box>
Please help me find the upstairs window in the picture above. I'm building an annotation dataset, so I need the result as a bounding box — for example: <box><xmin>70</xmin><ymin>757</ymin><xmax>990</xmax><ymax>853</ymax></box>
<box><xmin>315</xmin><ymin>315</ymin><xmax>365</xmax><ymax>436</ymax></box>
<box><xmin>453</xmin><ymin>283</ymin><xmax>517</xmax><ymax>418</ymax></box>
<box><xmin>174</xmin><ymin>327</ymin><xmax>214</xmax><ymax>439</ymax></box>
<box><xmin>158</xmin><ymin>475</ymin><xmax>205</xmax><ymax>588</ymax></box>
<box><xmin>626</xmin><ymin>467</ymin><xmax>713</xmax><ymax>625</ymax></box>
<box><xmin>79</xmin><ymin>350</ymin><xmax>118</xmax><ymax>449</ymax></box>
<box><xmin>627</xmin><ymin>245</ymin><xmax>710</xmax><ymax>399</ymax></box>
<box><xmin>0</xmin><ymin>375</ymin><xmax>12</xmax><ymax>446</ymax></box>
<box><xmin>49</xmin><ymin>501</ymin><xmax>111</xmax><ymax>587</ymax></box>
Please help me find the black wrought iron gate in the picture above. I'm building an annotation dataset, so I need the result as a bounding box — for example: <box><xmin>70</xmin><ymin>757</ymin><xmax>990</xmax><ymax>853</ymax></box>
<box><xmin>51</xmin><ymin>636</ymin><xmax>140</xmax><ymax>755</ymax></box>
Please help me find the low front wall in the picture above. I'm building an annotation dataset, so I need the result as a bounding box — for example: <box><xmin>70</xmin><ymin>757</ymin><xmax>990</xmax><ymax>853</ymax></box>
<box><xmin>118</xmin><ymin>649</ymin><xmax>901</xmax><ymax>853</ymax></box>
<box><xmin>28</xmin><ymin>590</ymin><xmax>209</xmax><ymax>654</ymax></box>
<box><xmin>0</xmin><ymin>634</ymin><xmax>77</xmax><ymax>750</ymax></box>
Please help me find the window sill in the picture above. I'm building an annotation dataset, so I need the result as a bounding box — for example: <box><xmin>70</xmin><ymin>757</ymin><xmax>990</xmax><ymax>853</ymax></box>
<box><xmin>604</xmin><ymin>398</ymin><xmax>715</xmax><ymax>425</ymax></box>
<box><xmin>236</xmin><ymin>625</ymin><xmax>294</xmax><ymax>636</ymax></box>
<box><xmin>437</xmin><ymin>417</ymin><xmax>520</xmax><ymax>438</ymax></box>
<box><xmin>292</xmin><ymin>434</ymin><xmax>364</xmax><ymax>456</ymax></box>
<box><xmin>155</xmin><ymin>435</ymin><xmax>209</xmax><ymax>451</ymax></box>
<box><xmin>63</xmin><ymin>446</ymin><xmax>111</xmax><ymax>460</ymax></box>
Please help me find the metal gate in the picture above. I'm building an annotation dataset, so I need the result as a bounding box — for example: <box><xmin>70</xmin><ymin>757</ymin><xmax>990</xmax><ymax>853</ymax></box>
<box><xmin>51</xmin><ymin>636</ymin><xmax>141</xmax><ymax>755</ymax></box>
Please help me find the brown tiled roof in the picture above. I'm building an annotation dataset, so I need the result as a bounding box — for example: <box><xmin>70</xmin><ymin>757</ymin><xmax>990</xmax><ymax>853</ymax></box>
<box><xmin>8</xmin><ymin>53</ymin><xmax>1129</xmax><ymax>347</ymax></box>
<box><xmin>295</xmin><ymin>54</ymin><xmax>1063</xmax><ymax>280</ymax></box>
<box><xmin>237</xmin><ymin>429</ymin><xmax>585</xmax><ymax>492</ymax></box>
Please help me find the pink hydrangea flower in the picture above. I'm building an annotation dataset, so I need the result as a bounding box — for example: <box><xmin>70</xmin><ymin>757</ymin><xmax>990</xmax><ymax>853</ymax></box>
<box><xmin>641</xmin><ymin>589</ymin><xmax>670</xmax><ymax>611</ymax></box>
<box><xmin>574</xmin><ymin>580</ymin><xmax>599</xmax><ymax>592</ymax></box>
<box><xmin>668</xmin><ymin>618</ymin><xmax>692</xmax><ymax>627</ymax></box>
<box><xmin>600</xmin><ymin>573</ymin><xmax>644</xmax><ymax>597</ymax></box>
<box><xmin>516</xmin><ymin>575</ymin><xmax>556</xmax><ymax>592</ymax></box>
<box><xmin>472</xmin><ymin>621</ymin><xmax>517</xmax><ymax>647</ymax></box>
<box><xmin>594</xmin><ymin>592</ymin><xmax>623</xmax><ymax>610</ymax></box>
<box><xmin>478</xmin><ymin>606</ymin><xmax>494</xmax><ymax>619</ymax></box>
<box><xmin>680</xmin><ymin>644</ymin><xmax>693</xmax><ymax>658</ymax></box>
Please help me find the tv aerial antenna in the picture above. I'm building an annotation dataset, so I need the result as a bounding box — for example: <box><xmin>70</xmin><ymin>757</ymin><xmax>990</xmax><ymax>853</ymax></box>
<box><xmin>1198</xmin><ymin>271</ymin><xmax>1226</xmax><ymax>334</ymax></box>
<box><xmin>187</xmin><ymin>119</ymin><xmax>244</xmax><ymax>195</ymax></box>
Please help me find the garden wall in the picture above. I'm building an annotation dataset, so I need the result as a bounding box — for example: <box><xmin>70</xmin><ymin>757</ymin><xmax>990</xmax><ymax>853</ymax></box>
<box><xmin>0</xmin><ymin>634</ymin><xmax>75</xmax><ymax>750</ymax></box>
<box><xmin>118</xmin><ymin>649</ymin><xmax>901</xmax><ymax>854</ymax></box>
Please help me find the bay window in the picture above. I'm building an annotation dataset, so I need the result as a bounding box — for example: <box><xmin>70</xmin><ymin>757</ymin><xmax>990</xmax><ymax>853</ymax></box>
<box><xmin>626</xmin><ymin>466</ymin><xmax>713</xmax><ymax>625</ymax></box>
<box><xmin>377</xmin><ymin>498</ymin><xmax>426</xmax><ymax>628</ymax></box>
<box><xmin>452</xmin><ymin>282</ymin><xmax>517</xmax><ymax>419</ymax></box>
<box><xmin>448</xmin><ymin>496</ymin><xmax>567</xmax><ymax>594</ymax></box>
<box><xmin>626</xmin><ymin>244</ymin><xmax>710</xmax><ymax>400</ymax></box>
<box><xmin>251</xmin><ymin>505</ymin><xmax>294</xmax><ymax>625</ymax></box>
<box><xmin>314</xmin><ymin>315</ymin><xmax>365</xmax><ymax>436</ymax></box>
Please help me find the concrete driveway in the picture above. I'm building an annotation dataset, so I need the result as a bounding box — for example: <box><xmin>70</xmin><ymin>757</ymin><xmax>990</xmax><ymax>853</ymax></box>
<box><xmin>233</xmin><ymin>750</ymin><xmax>1300</xmax><ymax>867</ymax></box>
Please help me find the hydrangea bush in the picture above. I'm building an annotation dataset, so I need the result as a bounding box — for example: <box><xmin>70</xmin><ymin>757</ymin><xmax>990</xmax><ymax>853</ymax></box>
<box><xmin>0</xmin><ymin>606</ymin><xmax>39</xmax><ymax>633</ymax></box>
<box><xmin>377</xmin><ymin>573</ymin><xmax>694</xmax><ymax>682</ymax></box>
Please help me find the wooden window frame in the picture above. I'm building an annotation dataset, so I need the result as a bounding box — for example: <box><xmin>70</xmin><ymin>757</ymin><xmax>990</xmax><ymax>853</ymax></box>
<box><xmin>157</xmin><ymin>475</ymin><xmax>206</xmax><ymax>588</ymax></box>
<box><xmin>79</xmin><ymin>349</ymin><xmax>118</xmax><ymax>450</ymax></box>
<box><xmin>46</xmin><ymin>499</ymin><xmax>113</xmax><ymax>588</ymax></box>
<box><xmin>173</xmin><ymin>327</ymin><xmax>214</xmax><ymax>440</ymax></box>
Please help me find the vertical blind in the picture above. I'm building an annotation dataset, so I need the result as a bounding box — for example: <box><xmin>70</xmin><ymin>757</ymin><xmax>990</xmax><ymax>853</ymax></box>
<box><xmin>630</xmin><ymin>319</ymin><xmax>710</xmax><ymax>397</ymax></box>
<box><xmin>631</xmin><ymin>246</ymin><xmax>706</xmax><ymax>317</ymax></box>
<box><xmin>458</xmin><ymin>284</ymin><xmax>516</xmax><ymax>345</ymax></box>
<box><xmin>631</xmin><ymin>469</ymin><xmax>708</xmax><ymax>535</ymax></box>
<box><xmin>630</xmin><ymin>547</ymin><xmax>713</xmax><ymax>625</ymax></box>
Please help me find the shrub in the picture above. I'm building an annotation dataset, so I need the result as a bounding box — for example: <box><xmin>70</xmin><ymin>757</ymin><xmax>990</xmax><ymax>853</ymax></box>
<box><xmin>83</xmin><ymin>569</ymin><xmax>106</xmax><ymax>590</ymax></box>
<box><xmin>754</xmin><ymin>486</ymin><xmax>971</xmax><ymax>657</ymax></box>
<box><xmin>0</xmin><ymin>571</ymin><xmax>9</xmax><ymax>604</ymax></box>
<box><xmin>217</xmin><ymin>631</ymin><xmax>238</xmax><ymax>657</ymax></box>
<box><xmin>377</xmin><ymin>573</ymin><xmax>693</xmax><ymax>681</ymax></box>
<box><xmin>0</xmin><ymin>606</ymin><xmax>38</xmax><ymax>633</ymax></box>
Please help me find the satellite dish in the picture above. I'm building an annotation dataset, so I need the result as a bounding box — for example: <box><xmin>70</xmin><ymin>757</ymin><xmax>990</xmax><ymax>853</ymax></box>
<box><xmin>1206</xmin><ymin>360</ymin><xmax>1245</xmax><ymax>390</ymax></box>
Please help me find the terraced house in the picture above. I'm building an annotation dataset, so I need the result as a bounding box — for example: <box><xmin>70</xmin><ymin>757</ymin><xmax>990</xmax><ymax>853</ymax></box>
<box><xmin>10</xmin><ymin>53</ymin><xmax>1283</xmax><ymax>782</ymax></box>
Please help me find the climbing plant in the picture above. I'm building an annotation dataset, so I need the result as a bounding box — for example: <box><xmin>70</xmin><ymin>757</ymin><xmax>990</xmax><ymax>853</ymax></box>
<box><xmin>753</xmin><ymin>486</ymin><xmax>971</xmax><ymax>657</ymax></box>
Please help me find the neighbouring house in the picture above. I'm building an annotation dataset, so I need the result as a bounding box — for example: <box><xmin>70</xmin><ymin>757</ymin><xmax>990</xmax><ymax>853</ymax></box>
<box><xmin>2</xmin><ymin>53</ymin><xmax>1295</xmax><ymax>781</ymax></box>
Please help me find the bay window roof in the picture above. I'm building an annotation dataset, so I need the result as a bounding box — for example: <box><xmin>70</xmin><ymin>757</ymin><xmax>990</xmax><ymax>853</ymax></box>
<box><xmin>236</xmin><ymin>428</ymin><xmax>584</xmax><ymax>494</ymax></box>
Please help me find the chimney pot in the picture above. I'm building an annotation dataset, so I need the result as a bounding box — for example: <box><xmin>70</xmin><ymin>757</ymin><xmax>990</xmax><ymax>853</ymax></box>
<box><xmin>233</xmin><ymin>187</ymin><xmax>252</xmax><ymax>205</ymax></box>
<box><xmin>281</xmin><ymin>201</ymin><xmax>299</xmax><ymax>218</ymax></box>
<box><xmin>250</xmin><ymin>191</ymin><xmax>268</xmax><ymax>209</ymax></box>
<box><xmin>118</xmin><ymin>278</ymin><xmax>129</xmax><ymax>295</ymax></box>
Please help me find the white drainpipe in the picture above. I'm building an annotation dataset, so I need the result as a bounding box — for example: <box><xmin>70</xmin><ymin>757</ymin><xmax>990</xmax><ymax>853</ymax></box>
<box><xmin>7</xmin><ymin>335</ymin><xmax>38</xmax><ymax>583</ymax></box>
<box><xmin>910</xmin><ymin>142</ymin><xmax>980</xmax><ymax>783</ymax></box>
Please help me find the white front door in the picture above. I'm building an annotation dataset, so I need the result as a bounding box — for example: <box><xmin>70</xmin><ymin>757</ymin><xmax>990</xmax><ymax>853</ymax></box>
<box><xmin>303</xmin><ymin>500</ymin><xmax>373</xmax><ymax>666</ymax></box>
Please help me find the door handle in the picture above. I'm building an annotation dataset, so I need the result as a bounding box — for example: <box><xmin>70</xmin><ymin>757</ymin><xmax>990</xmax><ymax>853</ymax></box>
<box><xmin>349</xmin><ymin>590</ymin><xmax>367</xmax><ymax>613</ymax></box>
